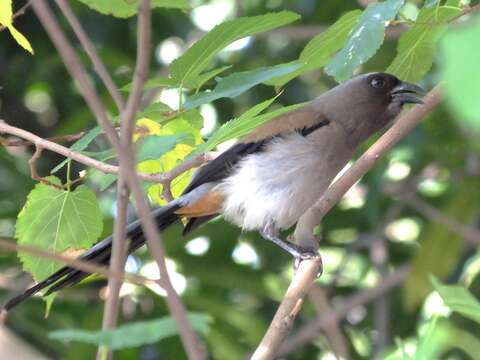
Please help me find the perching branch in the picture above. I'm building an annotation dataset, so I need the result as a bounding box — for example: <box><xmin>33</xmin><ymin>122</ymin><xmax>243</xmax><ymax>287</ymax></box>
<box><xmin>0</xmin><ymin>120</ymin><xmax>214</xmax><ymax>184</ymax></box>
<box><xmin>279</xmin><ymin>265</ymin><xmax>410</xmax><ymax>355</ymax></box>
<box><xmin>251</xmin><ymin>257</ymin><xmax>322</xmax><ymax>360</ymax></box>
<box><xmin>252</xmin><ymin>86</ymin><xmax>444</xmax><ymax>359</ymax></box>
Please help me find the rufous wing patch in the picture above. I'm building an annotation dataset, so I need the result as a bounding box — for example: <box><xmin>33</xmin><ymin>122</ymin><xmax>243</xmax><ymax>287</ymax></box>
<box><xmin>175</xmin><ymin>190</ymin><xmax>224</xmax><ymax>217</ymax></box>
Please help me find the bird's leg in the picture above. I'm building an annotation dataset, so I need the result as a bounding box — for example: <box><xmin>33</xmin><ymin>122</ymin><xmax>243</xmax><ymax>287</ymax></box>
<box><xmin>260</xmin><ymin>222</ymin><xmax>318</xmax><ymax>261</ymax></box>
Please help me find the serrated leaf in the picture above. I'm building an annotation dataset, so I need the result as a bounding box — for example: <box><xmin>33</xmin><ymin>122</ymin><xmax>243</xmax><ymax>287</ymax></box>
<box><xmin>75</xmin><ymin>0</ymin><xmax>190</xmax><ymax>18</ymax></box>
<box><xmin>170</xmin><ymin>11</ymin><xmax>300</xmax><ymax>87</ymax></box>
<box><xmin>16</xmin><ymin>177</ymin><xmax>103</xmax><ymax>283</ymax></box>
<box><xmin>49</xmin><ymin>313</ymin><xmax>211</xmax><ymax>349</ymax></box>
<box><xmin>387</xmin><ymin>6</ymin><xmax>460</xmax><ymax>83</ymax></box>
<box><xmin>404</xmin><ymin>183</ymin><xmax>478</xmax><ymax>309</ymax></box>
<box><xmin>184</xmin><ymin>63</ymin><xmax>302</xmax><ymax>109</ymax></box>
<box><xmin>441</xmin><ymin>16</ymin><xmax>480</xmax><ymax>131</ymax></box>
<box><xmin>326</xmin><ymin>0</ymin><xmax>405</xmax><ymax>81</ymax></box>
<box><xmin>269</xmin><ymin>10</ymin><xmax>361</xmax><ymax>87</ymax></box>
<box><xmin>431</xmin><ymin>277</ymin><xmax>480</xmax><ymax>324</ymax></box>
<box><xmin>51</xmin><ymin>126</ymin><xmax>103</xmax><ymax>174</ymax></box>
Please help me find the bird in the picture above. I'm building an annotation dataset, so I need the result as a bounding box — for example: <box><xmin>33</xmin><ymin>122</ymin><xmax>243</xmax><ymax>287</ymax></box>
<box><xmin>3</xmin><ymin>72</ymin><xmax>424</xmax><ymax>311</ymax></box>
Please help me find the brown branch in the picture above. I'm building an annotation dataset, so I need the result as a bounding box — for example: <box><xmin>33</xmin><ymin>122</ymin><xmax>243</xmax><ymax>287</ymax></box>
<box><xmin>400</xmin><ymin>194</ymin><xmax>480</xmax><ymax>246</ymax></box>
<box><xmin>99</xmin><ymin>178</ymin><xmax>130</xmax><ymax>352</ymax></box>
<box><xmin>100</xmin><ymin>0</ymin><xmax>152</xmax><ymax>353</ymax></box>
<box><xmin>27</xmin><ymin>145</ymin><xmax>64</xmax><ymax>190</ymax></box>
<box><xmin>55</xmin><ymin>0</ymin><xmax>125</xmax><ymax>112</ymax></box>
<box><xmin>31</xmin><ymin>0</ymin><xmax>121</xmax><ymax>153</ymax></box>
<box><xmin>308</xmin><ymin>287</ymin><xmax>350</xmax><ymax>359</ymax></box>
<box><xmin>279</xmin><ymin>265</ymin><xmax>409</xmax><ymax>355</ymax></box>
<box><xmin>0</xmin><ymin>120</ymin><xmax>213</xmax><ymax>184</ymax></box>
<box><xmin>1</xmin><ymin>131</ymin><xmax>86</xmax><ymax>146</ymax></box>
<box><xmin>251</xmin><ymin>256</ymin><xmax>322</xmax><ymax>360</ymax></box>
<box><xmin>0</xmin><ymin>0</ymin><xmax>32</xmax><ymax>32</ymax></box>
<box><xmin>0</xmin><ymin>238</ymin><xmax>156</xmax><ymax>288</ymax></box>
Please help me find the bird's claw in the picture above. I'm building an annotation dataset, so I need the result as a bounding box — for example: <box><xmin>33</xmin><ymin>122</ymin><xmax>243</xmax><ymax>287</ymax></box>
<box><xmin>293</xmin><ymin>247</ymin><xmax>322</xmax><ymax>278</ymax></box>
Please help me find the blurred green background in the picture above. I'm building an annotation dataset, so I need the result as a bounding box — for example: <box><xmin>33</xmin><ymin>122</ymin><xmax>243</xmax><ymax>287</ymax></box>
<box><xmin>1</xmin><ymin>0</ymin><xmax>480</xmax><ymax>359</ymax></box>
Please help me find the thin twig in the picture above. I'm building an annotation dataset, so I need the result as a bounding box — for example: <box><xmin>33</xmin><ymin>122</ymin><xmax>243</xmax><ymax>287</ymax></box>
<box><xmin>0</xmin><ymin>120</ymin><xmax>213</xmax><ymax>184</ymax></box>
<box><xmin>99</xmin><ymin>178</ymin><xmax>130</xmax><ymax>357</ymax></box>
<box><xmin>0</xmin><ymin>238</ymin><xmax>156</xmax><ymax>287</ymax></box>
<box><xmin>278</xmin><ymin>265</ymin><xmax>410</xmax><ymax>356</ymax></box>
<box><xmin>27</xmin><ymin>145</ymin><xmax>64</xmax><ymax>190</ymax></box>
<box><xmin>251</xmin><ymin>256</ymin><xmax>322</xmax><ymax>360</ymax></box>
<box><xmin>100</xmin><ymin>0</ymin><xmax>152</xmax><ymax>353</ymax></box>
<box><xmin>308</xmin><ymin>286</ymin><xmax>350</xmax><ymax>359</ymax></box>
<box><xmin>1</xmin><ymin>131</ymin><xmax>86</xmax><ymax>146</ymax></box>
<box><xmin>55</xmin><ymin>0</ymin><xmax>125</xmax><ymax>112</ymax></box>
<box><xmin>401</xmin><ymin>194</ymin><xmax>480</xmax><ymax>245</ymax></box>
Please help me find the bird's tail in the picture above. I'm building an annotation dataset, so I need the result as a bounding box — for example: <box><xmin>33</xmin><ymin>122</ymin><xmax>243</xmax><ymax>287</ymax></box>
<box><xmin>3</xmin><ymin>203</ymin><xmax>181</xmax><ymax>312</ymax></box>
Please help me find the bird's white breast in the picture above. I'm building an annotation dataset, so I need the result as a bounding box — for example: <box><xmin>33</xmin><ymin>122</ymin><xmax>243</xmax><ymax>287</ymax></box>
<box><xmin>215</xmin><ymin>127</ymin><xmax>352</xmax><ymax>231</ymax></box>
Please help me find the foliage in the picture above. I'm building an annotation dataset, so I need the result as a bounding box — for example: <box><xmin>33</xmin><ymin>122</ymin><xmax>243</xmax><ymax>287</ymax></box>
<box><xmin>1</xmin><ymin>0</ymin><xmax>480</xmax><ymax>359</ymax></box>
<box><xmin>49</xmin><ymin>313</ymin><xmax>211</xmax><ymax>349</ymax></box>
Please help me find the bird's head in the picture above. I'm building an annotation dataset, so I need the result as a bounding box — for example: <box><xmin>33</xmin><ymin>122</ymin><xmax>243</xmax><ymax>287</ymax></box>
<box><xmin>319</xmin><ymin>72</ymin><xmax>425</xmax><ymax>145</ymax></box>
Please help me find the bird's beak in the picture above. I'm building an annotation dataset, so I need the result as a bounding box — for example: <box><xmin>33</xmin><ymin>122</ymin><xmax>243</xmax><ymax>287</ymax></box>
<box><xmin>390</xmin><ymin>81</ymin><xmax>426</xmax><ymax>105</ymax></box>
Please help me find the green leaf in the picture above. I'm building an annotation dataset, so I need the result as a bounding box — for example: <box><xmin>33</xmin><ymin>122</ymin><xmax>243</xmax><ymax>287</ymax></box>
<box><xmin>136</xmin><ymin>134</ymin><xmax>188</xmax><ymax>162</ymax></box>
<box><xmin>51</xmin><ymin>126</ymin><xmax>103</xmax><ymax>174</ymax></box>
<box><xmin>75</xmin><ymin>0</ymin><xmax>190</xmax><ymax>18</ymax></box>
<box><xmin>326</xmin><ymin>0</ymin><xmax>405</xmax><ymax>81</ymax></box>
<box><xmin>194</xmin><ymin>96</ymin><xmax>304</xmax><ymax>154</ymax></box>
<box><xmin>184</xmin><ymin>63</ymin><xmax>302</xmax><ymax>109</ymax></box>
<box><xmin>431</xmin><ymin>277</ymin><xmax>480</xmax><ymax>324</ymax></box>
<box><xmin>441</xmin><ymin>16</ymin><xmax>480</xmax><ymax>131</ymax></box>
<box><xmin>121</xmin><ymin>75</ymin><xmax>178</xmax><ymax>92</ymax></box>
<box><xmin>188</xmin><ymin>65</ymin><xmax>232</xmax><ymax>90</ymax></box>
<box><xmin>49</xmin><ymin>313</ymin><xmax>211</xmax><ymax>349</ymax></box>
<box><xmin>387</xmin><ymin>6</ymin><xmax>460</xmax><ymax>83</ymax></box>
<box><xmin>16</xmin><ymin>177</ymin><xmax>103</xmax><ymax>283</ymax></box>
<box><xmin>170</xmin><ymin>11</ymin><xmax>300</xmax><ymax>87</ymax></box>
<box><xmin>268</xmin><ymin>10</ymin><xmax>361</xmax><ymax>87</ymax></box>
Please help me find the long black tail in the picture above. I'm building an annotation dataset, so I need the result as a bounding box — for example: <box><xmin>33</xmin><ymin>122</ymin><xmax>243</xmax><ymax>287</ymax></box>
<box><xmin>3</xmin><ymin>203</ymin><xmax>181</xmax><ymax>312</ymax></box>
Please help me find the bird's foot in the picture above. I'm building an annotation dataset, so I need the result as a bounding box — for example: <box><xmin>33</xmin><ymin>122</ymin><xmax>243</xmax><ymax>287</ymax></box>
<box><xmin>292</xmin><ymin>246</ymin><xmax>323</xmax><ymax>277</ymax></box>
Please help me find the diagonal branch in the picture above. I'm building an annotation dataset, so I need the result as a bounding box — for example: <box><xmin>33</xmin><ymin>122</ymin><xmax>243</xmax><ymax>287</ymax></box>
<box><xmin>55</xmin><ymin>0</ymin><xmax>125</xmax><ymax>111</ymax></box>
<box><xmin>252</xmin><ymin>85</ymin><xmax>444</xmax><ymax>359</ymax></box>
<box><xmin>278</xmin><ymin>265</ymin><xmax>410</xmax><ymax>355</ymax></box>
<box><xmin>0</xmin><ymin>120</ymin><xmax>213</xmax><ymax>184</ymax></box>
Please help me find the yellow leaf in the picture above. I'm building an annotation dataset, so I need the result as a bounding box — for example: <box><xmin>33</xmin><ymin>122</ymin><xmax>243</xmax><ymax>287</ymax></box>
<box><xmin>8</xmin><ymin>25</ymin><xmax>34</xmax><ymax>54</ymax></box>
<box><xmin>134</xmin><ymin>118</ymin><xmax>163</xmax><ymax>141</ymax></box>
<box><xmin>0</xmin><ymin>0</ymin><xmax>13</xmax><ymax>26</ymax></box>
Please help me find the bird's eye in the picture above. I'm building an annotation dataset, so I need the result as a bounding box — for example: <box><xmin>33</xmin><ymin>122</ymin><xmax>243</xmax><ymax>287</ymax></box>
<box><xmin>370</xmin><ymin>77</ymin><xmax>385</xmax><ymax>89</ymax></box>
